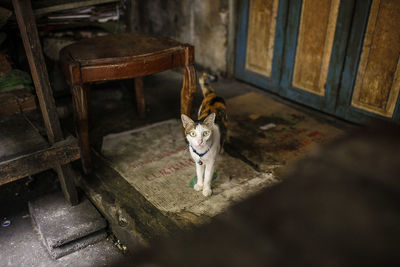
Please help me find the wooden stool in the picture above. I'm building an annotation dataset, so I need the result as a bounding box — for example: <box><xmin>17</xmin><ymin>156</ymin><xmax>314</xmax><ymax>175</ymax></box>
<box><xmin>60</xmin><ymin>33</ymin><xmax>196</xmax><ymax>174</ymax></box>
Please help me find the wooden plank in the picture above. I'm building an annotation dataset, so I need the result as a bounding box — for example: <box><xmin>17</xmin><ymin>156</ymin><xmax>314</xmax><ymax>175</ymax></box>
<box><xmin>0</xmin><ymin>114</ymin><xmax>48</xmax><ymax>162</ymax></box>
<box><xmin>13</xmin><ymin>0</ymin><xmax>63</xmax><ymax>144</ymax></box>
<box><xmin>292</xmin><ymin>0</ymin><xmax>340</xmax><ymax>96</ymax></box>
<box><xmin>0</xmin><ymin>135</ymin><xmax>80</xmax><ymax>186</ymax></box>
<box><xmin>0</xmin><ymin>89</ymin><xmax>37</xmax><ymax>120</ymax></box>
<box><xmin>33</xmin><ymin>0</ymin><xmax>119</xmax><ymax>16</ymax></box>
<box><xmin>12</xmin><ymin>0</ymin><xmax>79</xmax><ymax>205</ymax></box>
<box><xmin>245</xmin><ymin>0</ymin><xmax>279</xmax><ymax>77</ymax></box>
<box><xmin>351</xmin><ymin>0</ymin><xmax>400</xmax><ymax>117</ymax></box>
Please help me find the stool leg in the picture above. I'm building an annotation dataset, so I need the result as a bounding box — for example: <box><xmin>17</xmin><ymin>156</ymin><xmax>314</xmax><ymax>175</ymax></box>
<box><xmin>181</xmin><ymin>64</ymin><xmax>197</xmax><ymax>117</ymax></box>
<box><xmin>71</xmin><ymin>84</ymin><xmax>92</xmax><ymax>174</ymax></box>
<box><xmin>134</xmin><ymin>77</ymin><xmax>146</xmax><ymax>119</ymax></box>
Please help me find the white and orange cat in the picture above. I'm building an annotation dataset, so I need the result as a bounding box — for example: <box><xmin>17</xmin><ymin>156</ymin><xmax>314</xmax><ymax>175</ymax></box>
<box><xmin>181</xmin><ymin>73</ymin><xmax>227</xmax><ymax>197</ymax></box>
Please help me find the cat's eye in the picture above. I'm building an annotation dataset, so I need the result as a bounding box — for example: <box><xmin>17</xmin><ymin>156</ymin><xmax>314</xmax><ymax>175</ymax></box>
<box><xmin>189</xmin><ymin>131</ymin><xmax>196</xmax><ymax>137</ymax></box>
<box><xmin>203</xmin><ymin>131</ymin><xmax>210</xmax><ymax>137</ymax></box>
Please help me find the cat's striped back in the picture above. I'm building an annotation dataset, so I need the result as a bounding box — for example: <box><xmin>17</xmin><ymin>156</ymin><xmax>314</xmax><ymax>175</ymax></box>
<box><xmin>198</xmin><ymin>73</ymin><xmax>228</xmax><ymax>147</ymax></box>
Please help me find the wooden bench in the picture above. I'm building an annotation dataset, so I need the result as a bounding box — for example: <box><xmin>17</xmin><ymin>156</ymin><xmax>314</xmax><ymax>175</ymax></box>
<box><xmin>59</xmin><ymin>33</ymin><xmax>196</xmax><ymax>173</ymax></box>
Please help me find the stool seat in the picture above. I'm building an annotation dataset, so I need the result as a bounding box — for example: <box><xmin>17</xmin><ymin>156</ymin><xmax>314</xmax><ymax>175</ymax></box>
<box><xmin>64</xmin><ymin>33</ymin><xmax>184</xmax><ymax>66</ymax></box>
<box><xmin>60</xmin><ymin>33</ymin><xmax>197</xmax><ymax>174</ymax></box>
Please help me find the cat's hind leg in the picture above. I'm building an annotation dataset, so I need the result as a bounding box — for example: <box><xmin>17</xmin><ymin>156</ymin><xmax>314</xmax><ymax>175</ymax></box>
<box><xmin>194</xmin><ymin>163</ymin><xmax>205</xmax><ymax>191</ymax></box>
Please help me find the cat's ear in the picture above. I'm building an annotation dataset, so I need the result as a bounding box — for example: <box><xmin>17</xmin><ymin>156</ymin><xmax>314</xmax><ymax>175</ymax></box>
<box><xmin>181</xmin><ymin>114</ymin><xmax>194</xmax><ymax>129</ymax></box>
<box><xmin>203</xmin><ymin>113</ymin><xmax>216</xmax><ymax>128</ymax></box>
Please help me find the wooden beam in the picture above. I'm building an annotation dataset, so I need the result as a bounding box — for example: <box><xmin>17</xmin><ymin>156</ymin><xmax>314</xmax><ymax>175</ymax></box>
<box><xmin>13</xmin><ymin>0</ymin><xmax>63</xmax><ymax>144</ymax></box>
<box><xmin>12</xmin><ymin>0</ymin><xmax>79</xmax><ymax>205</ymax></box>
<box><xmin>0</xmin><ymin>114</ymin><xmax>47</xmax><ymax>162</ymax></box>
<box><xmin>55</xmin><ymin>164</ymin><xmax>81</xmax><ymax>206</ymax></box>
<box><xmin>34</xmin><ymin>0</ymin><xmax>119</xmax><ymax>17</ymax></box>
<box><xmin>0</xmin><ymin>136</ymin><xmax>80</xmax><ymax>186</ymax></box>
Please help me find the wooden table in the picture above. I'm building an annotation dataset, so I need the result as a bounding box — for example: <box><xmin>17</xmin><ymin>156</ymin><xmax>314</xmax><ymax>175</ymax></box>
<box><xmin>60</xmin><ymin>33</ymin><xmax>196</xmax><ymax>173</ymax></box>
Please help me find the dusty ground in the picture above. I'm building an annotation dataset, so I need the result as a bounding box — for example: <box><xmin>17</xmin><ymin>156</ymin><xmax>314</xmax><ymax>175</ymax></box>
<box><xmin>0</xmin><ymin>69</ymin><xmax>352</xmax><ymax>264</ymax></box>
<box><xmin>71</xmin><ymin>70</ymin><xmax>351</xmax><ymax>253</ymax></box>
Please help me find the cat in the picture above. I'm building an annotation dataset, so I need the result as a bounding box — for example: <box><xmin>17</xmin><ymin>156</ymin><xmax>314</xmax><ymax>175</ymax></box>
<box><xmin>181</xmin><ymin>72</ymin><xmax>228</xmax><ymax>197</ymax></box>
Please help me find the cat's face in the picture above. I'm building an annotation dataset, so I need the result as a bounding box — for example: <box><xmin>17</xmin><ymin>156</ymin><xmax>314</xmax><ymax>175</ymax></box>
<box><xmin>181</xmin><ymin>113</ymin><xmax>215</xmax><ymax>147</ymax></box>
<box><xmin>186</xmin><ymin>124</ymin><xmax>212</xmax><ymax>147</ymax></box>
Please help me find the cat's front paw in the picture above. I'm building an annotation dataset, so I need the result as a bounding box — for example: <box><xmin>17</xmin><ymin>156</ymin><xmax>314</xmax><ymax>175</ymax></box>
<box><xmin>202</xmin><ymin>188</ymin><xmax>212</xmax><ymax>197</ymax></box>
<box><xmin>194</xmin><ymin>183</ymin><xmax>203</xmax><ymax>191</ymax></box>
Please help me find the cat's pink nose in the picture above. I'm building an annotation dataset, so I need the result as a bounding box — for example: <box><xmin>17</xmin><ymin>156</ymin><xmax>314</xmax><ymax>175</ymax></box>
<box><xmin>197</xmin><ymin>140</ymin><xmax>203</xmax><ymax>146</ymax></box>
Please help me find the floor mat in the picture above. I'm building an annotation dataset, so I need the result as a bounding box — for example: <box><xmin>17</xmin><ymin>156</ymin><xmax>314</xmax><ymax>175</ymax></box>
<box><xmin>100</xmin><ymin>92</ymin><xmax>344</xmax><ymax>224</ymax></box>
<box><xmin>101</xmin><ymin>119</ymin><xmax>277</xmax><ymax>222</ymax></box>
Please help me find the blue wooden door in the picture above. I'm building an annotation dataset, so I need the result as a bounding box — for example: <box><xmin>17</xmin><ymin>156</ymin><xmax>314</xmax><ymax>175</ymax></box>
<box><xmin>235</xmin><ymin>0</ymin><xmax>400</xmax><ymax>124</ymax></box>
<box><xmin>279</xmin><ymin>0</ymin><xmax>354</xmax><ymax>114</ymax></box>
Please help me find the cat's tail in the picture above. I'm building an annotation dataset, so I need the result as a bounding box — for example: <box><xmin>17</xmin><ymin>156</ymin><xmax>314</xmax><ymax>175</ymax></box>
<box><xmin>199</xmin><ymin>72</ymin><xmax>214</xmax><ymax>96</ymax></box>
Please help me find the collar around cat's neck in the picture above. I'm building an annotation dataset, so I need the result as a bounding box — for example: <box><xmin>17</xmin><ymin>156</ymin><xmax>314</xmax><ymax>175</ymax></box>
<box><xmin>190</xmin><ymin>140</ymin><xmax>214</xmax><ymax>159</ymax></box>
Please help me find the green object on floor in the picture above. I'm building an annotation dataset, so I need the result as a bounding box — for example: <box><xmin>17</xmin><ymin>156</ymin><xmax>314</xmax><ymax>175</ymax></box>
<box><xmin>0</xmin><ymin>69</ymin><xmax>34</xmax><ymax>93</ymax></box>
<box><xmin>189</xmin><ymin>171</ymin><xmax>218</xmax><ymax>188</ymax></box>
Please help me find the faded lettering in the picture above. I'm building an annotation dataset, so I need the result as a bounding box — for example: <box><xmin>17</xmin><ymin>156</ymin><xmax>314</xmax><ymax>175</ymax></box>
<box><xmin>130</xmin><ymin>145</ymin><xmax>187</xmax><ymax>170</ymax></box>
<box><xmin>145</xmin><ymin>158</ymin><xmax>193</xmax><ymax>181</ymax></box>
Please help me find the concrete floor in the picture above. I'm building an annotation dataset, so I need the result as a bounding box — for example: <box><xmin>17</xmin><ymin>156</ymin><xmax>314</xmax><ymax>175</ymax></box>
<box><xmin>0</xmin><ymin>69</ymin><xmax>352</xmax><ymax>265</ymax></box>
<box><xmin>0</xmin><ymin>210</ymin><xmax>126</xmax><ymax>267</ymax></box>
<box><xmin>0</xmin><ymin>171</ymin><xmax>129</xmax><ymax>266</ymax></box>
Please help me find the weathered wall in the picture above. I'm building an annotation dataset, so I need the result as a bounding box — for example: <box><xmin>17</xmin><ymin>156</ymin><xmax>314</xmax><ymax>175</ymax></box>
<box><xmin>131</xmin><ymin>0</ymin><xmax>229</xmax><ymax>74</ymax></box>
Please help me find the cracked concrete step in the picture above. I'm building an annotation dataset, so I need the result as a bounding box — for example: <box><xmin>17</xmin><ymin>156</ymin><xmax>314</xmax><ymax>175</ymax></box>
<box><xmin>29</xmin><ymin>192</ymin><xmax>107</xmax><ymax>259</ymax></box>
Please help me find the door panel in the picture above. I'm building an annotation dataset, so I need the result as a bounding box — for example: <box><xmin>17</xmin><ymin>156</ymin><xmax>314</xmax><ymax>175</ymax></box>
<box><xmin>245</xmin><ymin>0</ymin><xmax>279</xmax><ymax>77</ymax></box>
<box><xmin>351</xmin><ymin>0</ymin><xmax>400</xmax><ymax>118</ymax></box>
<box><xmin>235</xmin><ymin>0</ymin><xmax>287</xmax><ymax>92</ymax></box>
<box><xmin>338</xmin><ymin>0</ymin><xmax>400</xmax><ymax>123</ymax></box>
<box><xmin>280</xmin><ymin>0</ymin><xmax>353</xmax><ymax>113</ymax></box>
<box><xmin>292</xmin><ymin>0</ymin><xmax>340</xmax><ymax>96</ymax></box>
